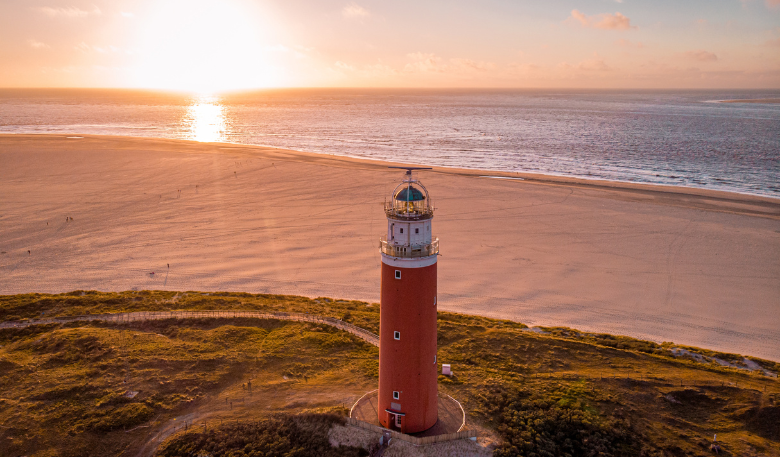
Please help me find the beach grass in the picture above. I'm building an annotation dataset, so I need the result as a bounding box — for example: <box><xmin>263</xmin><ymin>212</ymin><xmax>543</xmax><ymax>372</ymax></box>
<box><xmin>0</xmin><ymin>291</ymin><xmax>778</xmax><ymax>456</ymax></box>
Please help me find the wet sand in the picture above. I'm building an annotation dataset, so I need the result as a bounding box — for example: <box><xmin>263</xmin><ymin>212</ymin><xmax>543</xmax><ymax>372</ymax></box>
<box><xmin>1</xmin><ymin>134</ymin><xmax>779</xmax><ymax>360</ymax></box>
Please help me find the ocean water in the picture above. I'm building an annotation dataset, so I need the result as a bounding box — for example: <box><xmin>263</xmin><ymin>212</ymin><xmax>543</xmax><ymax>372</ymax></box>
<box><xmin>1</xmin><ymin>88</ymin><xmax>778</xmax><ymax>198</ymax></box>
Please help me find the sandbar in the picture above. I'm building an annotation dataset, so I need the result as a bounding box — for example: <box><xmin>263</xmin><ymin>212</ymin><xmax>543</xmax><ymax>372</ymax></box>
<box><xmin>717</xmin><ymin>98</ymin><xmax>780</xmax><ymax>104</ymax></box>
<box><xmin>1</xmin><ymin>134</ymin><xmax>779</xmax><ymax>361</ymax></box>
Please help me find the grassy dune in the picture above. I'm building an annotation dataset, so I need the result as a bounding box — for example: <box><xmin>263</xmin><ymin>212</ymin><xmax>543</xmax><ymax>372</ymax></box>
<box><xmin>0</xmin><ymin>291</ymin><xmax>778</xmax><ymax>456</ymax></box>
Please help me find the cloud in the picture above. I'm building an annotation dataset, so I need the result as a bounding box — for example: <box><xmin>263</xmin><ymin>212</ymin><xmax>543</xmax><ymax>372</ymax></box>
<box><xmin>335</xmin><ymin>61</ymin><xmax>357</xmax><ymax>71</ymax></box>
<box><xmin>342</xmin><ymin>3</ymin><xmax>370</xmax><ymax>19</ymax></box>
<box><xmin>684</xmin><ymin>50</ymin><xmax>718</xmax><ymax>62</ymax></box>
<box><xmin>293</xmin><ymin>44</ymin><xmax>315</xmax><ymax>54</ymax></box>
<box><xmin>33</xmin><ymin>6</ymin><xmax>101</xmax><ymax>17</ymax></box>
<box><xmin>335</xmin><ymin>54</ymin><xmax>491</xmax><ymax>81</ymax></box>
<box><xmin>75</xmin><ymin>42</ymin><xmax>119</xmax><ymax>54</ymax></box>
<box><xmin>742</xmin><ymin>0</ymin><xmax>780</xmax><ymax>9</ymax></box>
<box><xmin>574</xmin><ymin>59</ymin><xmax>611</xmax><ymax>71</ymax></box>
<box><xmin>405</xmin><ymin>52</ymin><xmax>444</xmax><ymax>72</ymax></box>
<box><xmin>332</xmin><ymin>60</ymin><xmax>396</xmax><ymax>78</ymax></box>
<box><xmin>570</xmin><ymin>10</ymin><xmax>635</xmax><ymax>30</ymax></box>
<box><xmin>28</xmin><ymin>39</ymin><xmax>49</xmax><ymax>49</ymax></box>
<box><xmin>578</xmin><ymin>59</ymin><xmax>611</xmax><ymax>71</ymax></box>
<box><xmin>558</xmin><ymin>56</ymin><xmax>613</xmax><ymax>73</ymax></box>
<box><xmin>120</xmin><ymin>11</ymin><xmax>134</xmax><ymax>18</ymax></box>
<box><xmin>616</xmin><ymin>38</ymin><xmax>644</xmax><ymax>48</ymax></box>
<box><xmin>358</xmin><ymin>61</ymin><xmax>397</xmax><ymax>78</ymax></box>
<box><xmin>507</xmin><ymin>62</ymin><xmax>542</xmax><ymax>76</ymax></box>
<box><xmin>403</xmin><ymin>53</ymin><xmax>494</xmax><ymax>74</ymax></box>
<box><xmin>449</xmin><ymin>58</ymin><xmax>495</xmax><ymax>71</ymax></box>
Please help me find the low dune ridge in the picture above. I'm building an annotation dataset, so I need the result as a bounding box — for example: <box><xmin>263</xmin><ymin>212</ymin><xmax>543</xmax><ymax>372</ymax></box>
<box><xmin>1</xmin><ymin>134</ymin><xmax>779</xmax><ymax>361</ymax></box>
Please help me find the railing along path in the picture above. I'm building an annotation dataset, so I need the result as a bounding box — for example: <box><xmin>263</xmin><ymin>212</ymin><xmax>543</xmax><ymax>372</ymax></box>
<box><xmin>0</xmin><ymin>310</ymin><xmax>379</xmax><ymax>347</ymax></box>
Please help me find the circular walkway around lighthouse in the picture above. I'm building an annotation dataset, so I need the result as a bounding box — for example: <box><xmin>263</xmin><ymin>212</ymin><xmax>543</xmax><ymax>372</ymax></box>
<box><xmin>349</xmin><ymin>390</ymin><xmax>466</xmax><ymax>438</ymax></box>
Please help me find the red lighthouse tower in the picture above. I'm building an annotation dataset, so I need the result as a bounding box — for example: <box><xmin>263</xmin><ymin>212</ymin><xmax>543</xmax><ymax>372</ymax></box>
<box><xmin>378</xmin><ymin>167</ymin><xmax>439</xmax><ymax>433</ymax></box>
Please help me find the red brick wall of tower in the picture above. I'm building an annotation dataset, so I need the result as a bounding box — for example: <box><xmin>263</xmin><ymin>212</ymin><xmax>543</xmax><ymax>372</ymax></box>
<box><xmin>378</xmin><ymin>260</ymin><xmax>438</xmax><ymax>433</ymax></box>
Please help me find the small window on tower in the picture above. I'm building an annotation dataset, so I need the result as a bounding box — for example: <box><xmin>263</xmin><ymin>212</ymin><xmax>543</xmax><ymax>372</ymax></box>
<box><xmin>395</xmin><ymin>270</ymin><xmax>401</xmax><ymax>279</ymax></box>
<box><xmin>434</xmin><ymin>296</ymin><xmax>437</xmax><ymax>306</ymax></box>
<box><xmin>400</xmin><ymin>228</ymin><xmax>403</xmax><ymax>233</ymax></box>
<box><xmin>427</xmin><ymin>225</ymin><xmax>430</xmax><ymax>231</ymax></box>
<box><xmin>434</xmin><ymin>355</ymin><xmax>437</xmax><ymax>364</ymax></box>
<box><xmin>394</xmin><ymin>331</ymin><xmax>400</xmax><ymax>340</ymax></box>
<box><xmin>415</xmin><ymin>228</ymin><xmax>419</xmax><ymax>234</ymax></box>
<box><xmin>393</xmin><ymin>391</ymin><xmax>400</xmax><ymax>400</ymax></box>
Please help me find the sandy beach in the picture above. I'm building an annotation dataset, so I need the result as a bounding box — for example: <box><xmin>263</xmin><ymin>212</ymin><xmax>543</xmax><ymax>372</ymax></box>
<box><xmin>1</xmin><ymin>134</ymin><xmax>779</xmax><ymax>361</ymax></box>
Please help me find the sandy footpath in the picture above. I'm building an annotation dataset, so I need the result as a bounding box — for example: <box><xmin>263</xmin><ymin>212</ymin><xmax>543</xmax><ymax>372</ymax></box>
<box><xmin>1</xmin><ymin>135</ymin><xmax>779</xmax><ymax>361</ymax></box>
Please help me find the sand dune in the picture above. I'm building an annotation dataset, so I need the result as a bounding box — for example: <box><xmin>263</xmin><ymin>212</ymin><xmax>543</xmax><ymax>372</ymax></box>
<box><xmin>1</xmin><ymin>134</ymin><xmax>779</xmax><ymax>361</ymax></box>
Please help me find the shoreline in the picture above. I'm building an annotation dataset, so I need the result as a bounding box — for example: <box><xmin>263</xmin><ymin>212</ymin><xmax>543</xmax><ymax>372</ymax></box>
<box><xmin>2</xmin><ymin>133</ymin><xmax>779</xmax><ymax>361</ymax></box>
<box><xmin>212</xmin><ymin>135</ymin><xmax>780</xmax><ymax>203</ymax></box>
<box><xmin>3</xmin><ymin>133</ymin><xmax>779</xmax><ymax>214</ymax></box>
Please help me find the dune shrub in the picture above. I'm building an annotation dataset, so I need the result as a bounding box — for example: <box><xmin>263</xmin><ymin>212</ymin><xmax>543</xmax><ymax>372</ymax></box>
<box><xmin>481</xmin><ymin>383</ymin><xmax>641</xmax><ymax>457</ymax></box>
<box><xmin>156</xmin><ymin>414</ymin><xmax>366</xmax><ymax>457</ymax></box>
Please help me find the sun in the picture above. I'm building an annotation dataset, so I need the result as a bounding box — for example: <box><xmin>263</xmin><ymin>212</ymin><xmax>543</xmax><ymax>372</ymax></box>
<box><xmin>131</xmin><ymin>0</ymin><xmax>284</xmax><ymax>93</ymax></box>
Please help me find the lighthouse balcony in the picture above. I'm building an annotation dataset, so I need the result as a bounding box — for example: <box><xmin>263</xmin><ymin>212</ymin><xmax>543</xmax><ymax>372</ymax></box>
<box><xmin>379</xmin><ymin>237</ymin><xmax>439</xmax><ymax>258</ymax></box>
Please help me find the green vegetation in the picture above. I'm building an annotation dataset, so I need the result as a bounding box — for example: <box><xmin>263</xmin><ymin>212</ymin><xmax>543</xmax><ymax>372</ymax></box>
<box><xmin>0</xmin><ymin>290</ymin><xmax>381</xmax><ymax>334</ymax></box>
<box><xmin>482</xmin><ymin>381</ymin><xmax>638</xmax><ymax>457</ymax></box>
<box><xmin>157</xmin><ymin>413</ymin><xmax>366</xmax><ymax>457</ymax></box>
<box><xmin>0</xmin><ymin>292</ymin><xmax>379</xmax><ymax>457</ymax></box>
<box><xmin>0</xmin><ymin>291</ymin><xmax>778</xmax><ymax>456</ymax></box>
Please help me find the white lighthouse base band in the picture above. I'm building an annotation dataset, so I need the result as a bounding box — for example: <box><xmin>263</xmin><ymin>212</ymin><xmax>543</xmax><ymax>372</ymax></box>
<box><xmin>380</xmin><ymin>253</ymin><xmax>438</xmax><ymax>268</ymax></box>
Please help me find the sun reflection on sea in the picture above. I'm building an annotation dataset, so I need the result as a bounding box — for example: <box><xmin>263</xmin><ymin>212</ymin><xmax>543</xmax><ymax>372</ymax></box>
<box><xmin>185</xmin><ymin>96</ymin><xmax>227</xmax><ymax>143</ymax></box>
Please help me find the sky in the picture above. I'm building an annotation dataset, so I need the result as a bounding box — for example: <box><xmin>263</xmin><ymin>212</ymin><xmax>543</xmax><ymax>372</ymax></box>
<box><xmin>1</xmin><ymin>0</ymin><xmax>779</xmax><ymax>91</ymax></box>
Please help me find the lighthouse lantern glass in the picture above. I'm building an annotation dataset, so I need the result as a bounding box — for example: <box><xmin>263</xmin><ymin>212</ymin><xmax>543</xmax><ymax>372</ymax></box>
<box><xmin>388</xmin><ymin>181</ymin><xmax>432</xmax><ymax>216</ymax></box>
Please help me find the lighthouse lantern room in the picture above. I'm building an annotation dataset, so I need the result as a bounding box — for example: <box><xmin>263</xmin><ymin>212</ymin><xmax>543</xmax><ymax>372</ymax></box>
<box><xmin>378</xmin><ymin>167</ymin><xmax>439</xmax><ymax>433</ymax></box>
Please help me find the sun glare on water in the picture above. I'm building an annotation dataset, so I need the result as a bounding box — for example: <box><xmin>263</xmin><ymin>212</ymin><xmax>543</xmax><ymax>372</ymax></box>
<box><xmin>132</xmin><ymin>0</ymin><xmax>284</xmax><ymax>93</ymax></box>
<box><xmin>185</xmin><ymin>96</ymin><xmax>227</xmax><ymax>143</ymax></box>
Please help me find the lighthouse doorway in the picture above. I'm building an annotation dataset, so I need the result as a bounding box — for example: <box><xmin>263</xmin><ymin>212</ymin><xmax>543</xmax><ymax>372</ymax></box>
<box><xmin>385</xmin><ymin>410</ymin><xmax>405</xmax><ymax>431</ymax></box>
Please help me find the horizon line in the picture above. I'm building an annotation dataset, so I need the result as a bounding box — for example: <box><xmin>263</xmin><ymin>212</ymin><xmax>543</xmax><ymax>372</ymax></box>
<box><xmin>2</xmin><ymin>86</ymin><xmax>780</xmax><ymax>94</ymax></box>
